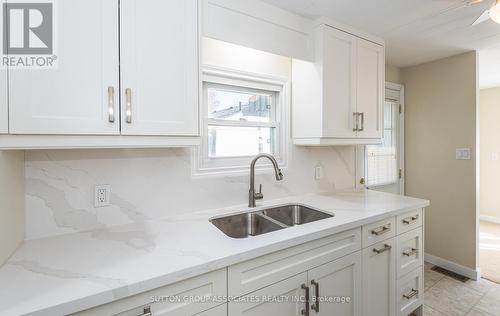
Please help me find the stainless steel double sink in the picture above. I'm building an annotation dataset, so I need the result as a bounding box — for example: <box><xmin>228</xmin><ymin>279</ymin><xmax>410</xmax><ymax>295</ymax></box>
<box><xmin>210</xmin><ymin>204</ymin><xmax>334</xmax><ymax>238</ymax></box>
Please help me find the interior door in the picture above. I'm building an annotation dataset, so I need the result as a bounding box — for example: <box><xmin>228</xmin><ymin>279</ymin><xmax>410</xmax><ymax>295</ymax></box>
<box><xmin>120</xmin><ymin>0</ymin><xmax>199</xmax><ymax>136</ymax></box>
<box><xmin>0</xmin><ymin>0</ymin><xmax>6</xmax><ymax>134</ymax></box>
<box><xmin>362</xmin><ymin>238</ymin><xmax>396</xmax><ymax>316</ymax></box>
<box><xmin>8</xmin><ymin>0</ymin><xmax>120</xmax><ymax>135</ymax></box>
<box><xmin>322</xmin><ymin>26</ymin><xmax>357</xmax><ymax>138</ymax></box>
<box><xmin>229</xmin><ymin>272</ymin><xmax>308</xmax><ymax>316</ymax></box>
<box><xmin>308</xmin><ymin>251</ymin><xmax>362</xmax><ymax>316</ymax></box>
<box><xmin>356</xmin><ymin>38</ymin><xmax>384</xmax><ymax>139</ymax></box>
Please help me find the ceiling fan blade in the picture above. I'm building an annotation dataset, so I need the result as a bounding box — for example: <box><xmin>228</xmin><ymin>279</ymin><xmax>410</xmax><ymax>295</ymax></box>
<box><xmin>472</xmin><ymin>9</ymin><xmax>490</xmax><ymax>25</ymax></box>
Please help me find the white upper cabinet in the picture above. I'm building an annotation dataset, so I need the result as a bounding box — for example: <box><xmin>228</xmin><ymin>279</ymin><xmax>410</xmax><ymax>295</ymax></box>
<box><xmin>356</xmin><ymin>38</ymin><xmax>384</xmax><ymax>139</ymax></box>
<box><xmin>0</xmin><ymin>67</ymin><xmax>6</xmax><ymax>134</ymax></box>
<box><xmin>0</xmin><ymin>0</ymin><xmax>6</xmax><ymax>134</ymax></box>
<box><xmin>322</xmin><ymin>26</ymin><xmax>357</xmax><ymax>138</ymax></box>
<box><xmin>120</xmin><ymin>0</ymin><xmax>199</xmax><ymax>136</ymax></box>
<box><xmin>292</xmin><ymin>24</ymin><xmax>385</xmax><ymax>146</ymax></box>
<box><xmin>8</xmin><ymin>0</ymin><xmax>120</xmax><ymax>135</ymax></box>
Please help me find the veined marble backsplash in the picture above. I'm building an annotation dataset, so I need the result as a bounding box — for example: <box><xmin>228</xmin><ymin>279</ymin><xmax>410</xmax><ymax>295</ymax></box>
<box><xmin>25</xmin><ymin>146</ymin><xmax>355</xmax><ymax>240</ymax></box>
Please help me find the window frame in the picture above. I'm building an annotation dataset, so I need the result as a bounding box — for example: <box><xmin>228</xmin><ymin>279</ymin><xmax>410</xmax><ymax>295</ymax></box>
<box><xmin>192</xmin><ymin>65</ymin><xmax>289</xmax><ymax>177</ymax></box>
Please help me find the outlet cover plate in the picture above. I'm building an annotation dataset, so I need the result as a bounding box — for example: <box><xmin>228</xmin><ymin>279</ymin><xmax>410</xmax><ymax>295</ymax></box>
<box><xmin>94</xmin><ymin>185</ymin><xmax>111</xmax><ymax>208</ymax></box>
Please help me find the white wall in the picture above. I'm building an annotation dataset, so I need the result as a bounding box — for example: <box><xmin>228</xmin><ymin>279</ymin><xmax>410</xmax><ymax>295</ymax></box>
<box><xmin>25</xmin><ymin>39</ymin><xmax>356</xmax><ymax>240</ymax></box>
<box><xmin>0</xmin><ymin>151</ymin><xmax>25</xmax><ymax>266</ymax></box>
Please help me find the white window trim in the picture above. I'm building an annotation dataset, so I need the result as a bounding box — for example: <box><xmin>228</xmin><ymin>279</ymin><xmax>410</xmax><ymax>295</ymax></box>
<box><xmin>191</xmin><ymin>65</ymin><xmax>289</xmax><ymax>178</ymax></box>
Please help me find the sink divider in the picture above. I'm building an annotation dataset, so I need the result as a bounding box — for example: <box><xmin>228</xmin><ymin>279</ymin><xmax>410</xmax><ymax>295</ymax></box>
<box><xmin>258</xmin><ymin>213</ymin><xmax>290</xmax><ymax>228</ymax></box>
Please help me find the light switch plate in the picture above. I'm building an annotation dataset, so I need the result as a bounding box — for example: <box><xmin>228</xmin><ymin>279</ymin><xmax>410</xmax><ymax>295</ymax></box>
<box><xmin>455</xmin><ymin>148</ymin><xmax>471</xmax><ymax>160</ymax></box>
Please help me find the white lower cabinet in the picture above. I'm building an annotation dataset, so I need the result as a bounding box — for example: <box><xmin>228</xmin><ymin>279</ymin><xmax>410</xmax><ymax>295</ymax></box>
<box><xmin>229</xmin><ymin>272</ymin><xmax>308</xmax><ymax>316</ymax></box>
<box><xmin>362</xmin><ymin>238</ymin><xmax>396</xmax><ymax>316</ymax></box>
<box><xmin>308</xmin><ymin>251</ymin><xmax>362</xmax><ymax>316</ymax></box>
<box><xmin>69</xmin><ymin>209</ymin><xmax>425</xmax><ymax>316</ymax></box>
<box><xmin>196</xmin><ymin>304</ymin><xmax>227</xmax><ymax>316</ymax></box>
<box><xmin>71</xmin><ymin>269</ymin><xmax>227</xmax><ymax>316</ymax></box>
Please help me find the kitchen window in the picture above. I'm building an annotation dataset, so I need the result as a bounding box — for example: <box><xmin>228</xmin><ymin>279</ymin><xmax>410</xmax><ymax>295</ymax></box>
<box><xmin>193</xmin><ymin>67</ymin><xmax>288</xmax><ymax>176</ymax></box>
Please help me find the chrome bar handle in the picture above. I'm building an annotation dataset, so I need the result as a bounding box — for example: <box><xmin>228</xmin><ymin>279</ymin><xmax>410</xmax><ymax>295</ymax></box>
<box><xmin>403</xmin><ymin>288</ymin><xmax>419</xmax><ymax>300</ymax></box>
<box><xmin>311</xmin><ymin>280</ymin><xmax>320</xmax><ymax>313</ymax></box>
<box><xmin>301</xmin><ymin>284</ymin><xmax>310</xmax><ymax>316</ymax></box>
<box><xmin>371</xmin><ymin>224</ymin><xmax>391</xmax><ymax>236</ymax></box>
<box><xmin>125</xmin><ymin>88</ymin><xmax>132</xmax><ymax>124</ymax></box>
<box><xmin>373</xmin><ymin>244</ymin><xmax>392</xmax><ymax>254</ymax></box>
<box><xmin>138</xmin><ymin>306</ymin><xmax>152</xmax><ymax>316</ymax></box>
<box><xmin>359</xmin><ymin>112</ymin><xmax>365</xmax><ymax>131</ymax></box>
<box><xmin>107</xmin><ymin>87</ymin><xmax>115</xmax><ymax>123</ymax></box>
<box><xmin>402</xmin><ymin>215</ymin><xmax>419</xmax><ymax>225</ymax></box>
<box><xmin>403</xmin><ymin>248</ymin><xmax>418</xmax><ymax>257</ymax></box>
<box><xmin>353</xmin><ymin>112</ymin><xmax>359</xmax><ymax>131</ymax></box>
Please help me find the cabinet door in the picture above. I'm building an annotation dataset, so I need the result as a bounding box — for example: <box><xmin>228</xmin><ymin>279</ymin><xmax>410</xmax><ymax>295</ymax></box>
<box><xmin>195</xmin><ymin>304</ymin><xmax>227</xmax><ymax>316</ymax></box>
<box><xmin>229</xmin><ymin>272</ymin><xmax>308</xmax><ymax>316</ymax></box>
<box><xmin>120</xmin><ymin>0</ymin><xmax>199</xmax><ymax>136</ymax></box>
<box><xmin>356</xmin><ymin>38</ymin><xmax>384</xmax><ymax>139</ymax></box>
<box><xmin>0</xmin><ymin>0</ymin><xmax>6</xmax><ymax>134</ymax></box>
<box><xmin>0</xmin><ymin>64</ymin><xmax>6</xmax><ymax>134</ymax></box>
<box><xmin>362</xmin><ymin>238</ymin><xmax>396</xmax><ymax>316</ymax></box>
<box><xmin>322</xmin><ymin>26</ymin><xmax>357</xmax><ymax>138</ymax></box>
<box><xmin>8</xmin><ymin>0</ymin><xmax>120</xmax><ymax>135</ymax></box>
<box><xmin>308</xmin><ymin>251</ymin><xmax>362</xmax><ymax>316</ymax></box>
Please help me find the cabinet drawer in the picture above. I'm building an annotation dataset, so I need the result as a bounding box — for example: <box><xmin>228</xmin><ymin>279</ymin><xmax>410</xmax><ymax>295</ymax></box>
<box><xmin>396</xmin><ymin>267</ymin><xmax>423</xmax><ymax>316</ymax></box>
<box><xmin>228</xmin><ymin>228</ymin><xmax>361</xmax><ymax>297</ymax></box>
<box><xmin>396</xmin><ymin>209</ymin><xmax>422</xmax><ymax>235</ymax></box>
<box><xmin>71</xmin><ymin>269</ymin><xmax>227</xmax><ymax>316</ymax></box>
<box><xmin>396</xmin><ymin>227</ymin><xmax>423</xmax><ymax>278</ymax></box>
<box><xmin>362</xmin><ymin>217</ymin><xmax>396</xmax><ymax>248</ymax></box>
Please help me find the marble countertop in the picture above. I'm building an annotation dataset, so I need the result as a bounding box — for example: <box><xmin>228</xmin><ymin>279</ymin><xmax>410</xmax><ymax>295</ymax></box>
<box><xmin>0</xmin><ymin>190</ymin><xmax>429</xmax><ymax>316</ymax></box>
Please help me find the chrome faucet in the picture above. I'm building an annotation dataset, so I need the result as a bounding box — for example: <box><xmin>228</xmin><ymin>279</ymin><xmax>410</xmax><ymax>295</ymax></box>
<box><xmin>249</xmin><ymin>153</ymin><xmax>284</xmax><ymax>207</ymax></box>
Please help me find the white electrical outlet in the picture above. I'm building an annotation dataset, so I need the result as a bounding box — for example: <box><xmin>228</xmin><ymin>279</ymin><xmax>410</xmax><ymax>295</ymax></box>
<box><xmin>94</xmin><ymin>185</ymin><xmax>111</xmax><ymax>208</ymax></box>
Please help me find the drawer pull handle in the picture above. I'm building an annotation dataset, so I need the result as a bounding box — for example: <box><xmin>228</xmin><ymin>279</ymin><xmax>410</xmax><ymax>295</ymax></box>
<box><xmin>139</xmin><ymin>306</ymin><xmax>152</xmax><ymax>316</ymax></box>
<box><xmin>371</xmin><ymin>224</ymin><xmax>391</xmax><ymax>236</ymax></box>
<box><xmin>301</xmin><ymin>284</ymin><xmax>310</xmax><ymax>316</ymax></box>
<box><xmin>311</xmin><ymin>280</ymin><xmax>320</xmax><ymax>312</ymax></box>
<box><xmin>373</xmin><ymin>244</ymin><xmax>392</xmax><ymax>254</ymax></box>
<box><xmin>403</xmin><ymin>288</ymin><xmax>419</xmax><ymax>300</ymax></box>
<box><xmin>403</xmin><ymin>248</ymin><xmax>418</xmax><ymax>256</ymax></box>
<box><xmin>402</xmin><ymin>215</ymin><xmax>419</xmax><ymax>225</ymax></box>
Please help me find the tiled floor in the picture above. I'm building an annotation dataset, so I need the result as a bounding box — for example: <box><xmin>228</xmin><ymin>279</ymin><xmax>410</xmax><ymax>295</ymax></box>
<box><xmin>424</xmin><ymin>262</ymin><xmax>500</xmax><ymax>315</ymax></box>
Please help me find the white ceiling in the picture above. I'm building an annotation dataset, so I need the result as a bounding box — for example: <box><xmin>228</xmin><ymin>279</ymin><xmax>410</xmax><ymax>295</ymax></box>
<box><xmin>262</xmin><ymin>0</ymin><xmax>500</xmax><ymax>74</ymax></box>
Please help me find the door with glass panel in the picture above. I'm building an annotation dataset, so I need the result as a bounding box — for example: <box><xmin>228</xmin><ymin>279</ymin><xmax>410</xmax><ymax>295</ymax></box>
<box><xmin>358</xmin><ymin>84</ymin><xmax>404</xmax><ymax>194</ymax></box>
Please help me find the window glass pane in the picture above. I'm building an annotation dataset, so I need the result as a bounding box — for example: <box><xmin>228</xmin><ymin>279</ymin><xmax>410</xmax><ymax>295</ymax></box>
<box><xmin>208</xmin><ymin>87</ymin><xmax>273</xmax><ymax>122</ymax></box>
<box><xmin>208</xmin><ymin>126</ymin><xmax>274</xmax><ymax>158</ymax></box>
<box><xmin>366</xmin><ymin>101</ymin><xmax>398</xmax><ymax>186</ymax></box>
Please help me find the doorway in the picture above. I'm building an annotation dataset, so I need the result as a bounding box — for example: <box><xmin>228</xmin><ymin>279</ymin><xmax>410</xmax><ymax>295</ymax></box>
<box><xmin>357</xmin><ymin>82</ymin><xmax>404</xmax><ymax>194</ymax></box>
<box><xmin>478</xmin><ymin>86</ymin><xmax>500</xmax><ymax>283</ymax></box>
